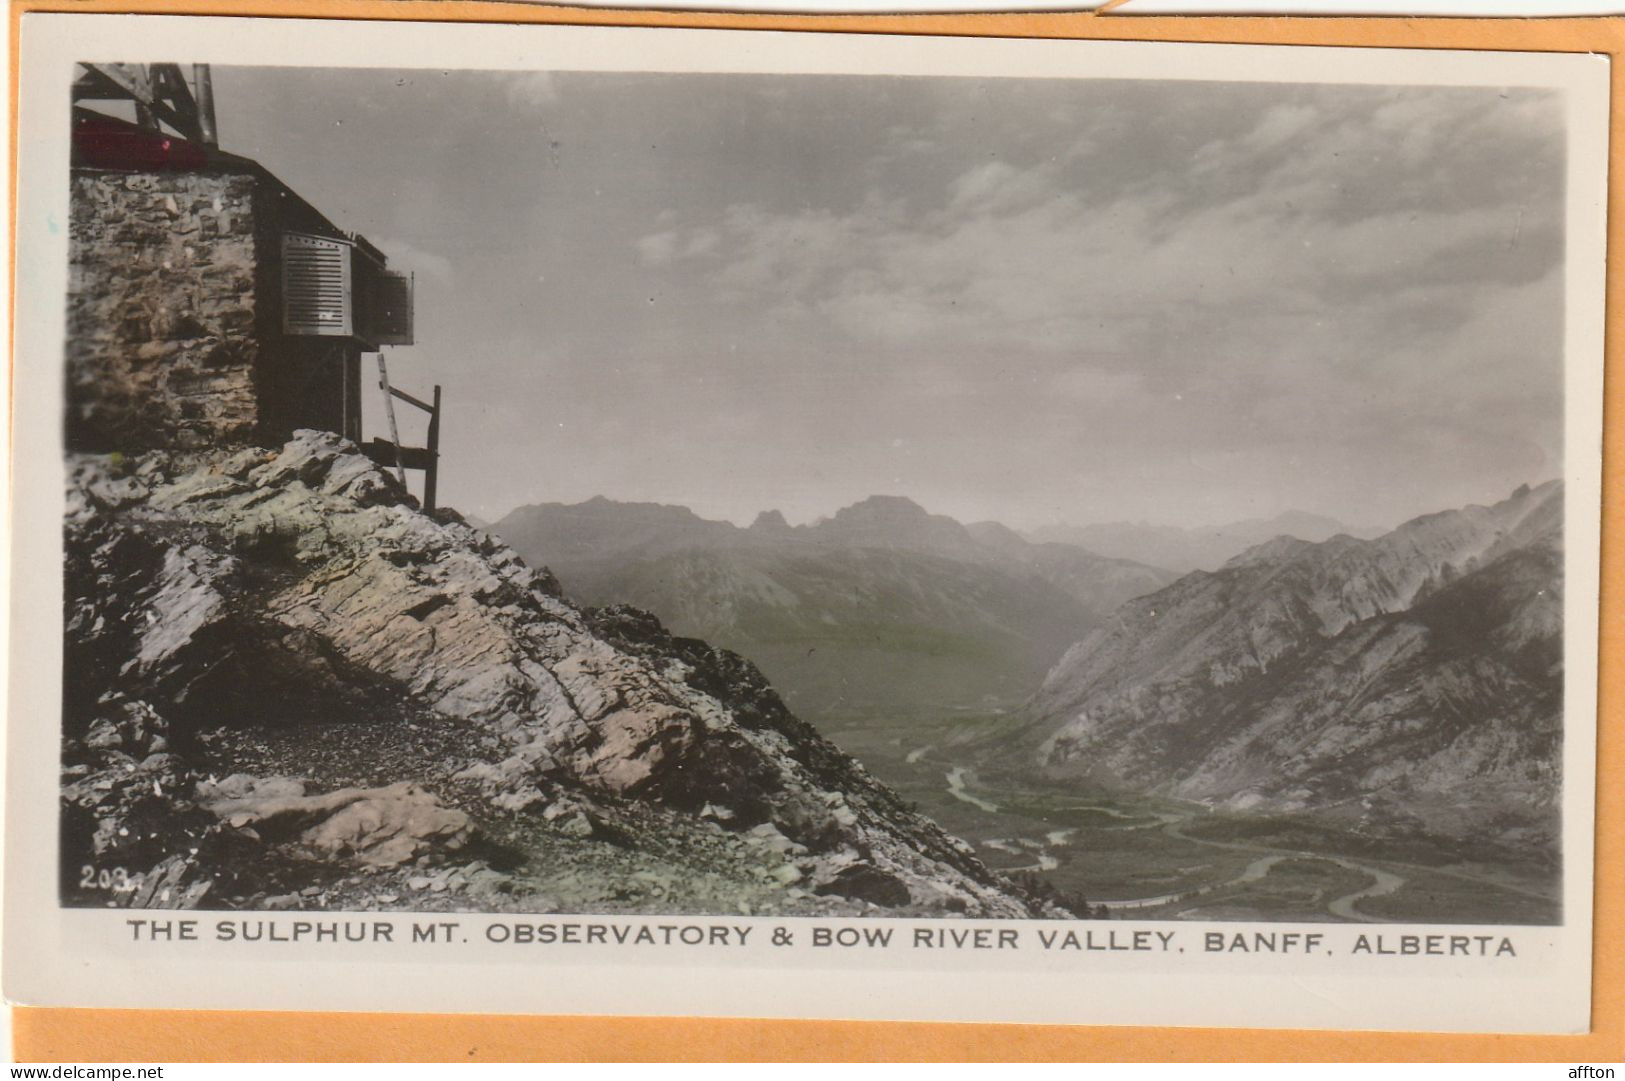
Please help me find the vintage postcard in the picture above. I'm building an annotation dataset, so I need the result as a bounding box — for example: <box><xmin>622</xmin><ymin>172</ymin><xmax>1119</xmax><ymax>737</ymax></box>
<box><xmin>4</xmin><ymin>13</ymin><xmax>1608</xmax><ymax>1033</ymax></box>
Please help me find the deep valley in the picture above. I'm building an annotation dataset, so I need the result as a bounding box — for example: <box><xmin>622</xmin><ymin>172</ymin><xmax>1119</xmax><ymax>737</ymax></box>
<box><xmin>823</xmin><ymin>709</ymin><xmax>1561</xmax><ymax>925</ymax></box>
<box><xmin>489</xmin><ymin>484</ymin><xmax>1566</xmax><ymax>925</ymax></box>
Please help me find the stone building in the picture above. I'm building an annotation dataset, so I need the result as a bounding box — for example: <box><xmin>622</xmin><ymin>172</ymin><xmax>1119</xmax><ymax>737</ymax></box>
<box><xmin>66</xmin><ymin>108</ymin><xmax>412</xmax><ymax>452</ymax></box>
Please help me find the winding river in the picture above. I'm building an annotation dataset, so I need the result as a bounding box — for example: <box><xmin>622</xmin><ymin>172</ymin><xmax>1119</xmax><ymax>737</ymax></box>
<box><xmin>938</xmin><ymin>763</ymin><xmax>1411</xmax><ymax>921</ymax></box>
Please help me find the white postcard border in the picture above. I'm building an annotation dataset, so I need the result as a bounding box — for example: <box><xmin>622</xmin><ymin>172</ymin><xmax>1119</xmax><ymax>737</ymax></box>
<box><xmin>3</xmin><ymin>15</ymin><xmax>1609</xmax><ymax>1034</ymax></box>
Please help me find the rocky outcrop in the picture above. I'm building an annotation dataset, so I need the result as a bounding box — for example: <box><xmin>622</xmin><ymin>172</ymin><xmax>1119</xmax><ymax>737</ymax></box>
<box><xmin>1015</xmin><ymin>483</ymin><xmax>1563</xmax><ymax>845</ymax></box>
<box><xmin>197</xmin><ymin>776</ymin><xmax>474</xmax><ymax>867</ymax></box>
<box><xmin>63</xmin><ymin>431</ymin><xmax>1052</xmax><ymax>917</ymax></box>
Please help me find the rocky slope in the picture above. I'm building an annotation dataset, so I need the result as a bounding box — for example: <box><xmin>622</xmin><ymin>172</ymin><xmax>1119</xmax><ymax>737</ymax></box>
<box><xmin>494</xmin><ymin>495</ymin><xmax>1172</xmax><ymax>720</ymax></box>
<box><xmin>1015</xmin><ymin>482</ymin><xmax>1563</xmax><ymax>845</ymax></box>
<box><xmin>61</xmin><ymin>431</ymin><xmax>1063</xmax><ymax>917</ymax></box>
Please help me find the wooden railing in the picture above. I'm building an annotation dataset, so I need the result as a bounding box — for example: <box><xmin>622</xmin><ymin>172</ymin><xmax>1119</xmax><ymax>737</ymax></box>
<box><xmin>365</xmin><ymin>356</ymin><xmax>441</xmax><ymax>512</ymax></box>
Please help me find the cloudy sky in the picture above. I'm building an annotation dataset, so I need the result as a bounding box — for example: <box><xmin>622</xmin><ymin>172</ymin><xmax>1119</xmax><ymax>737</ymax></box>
<box><xmin>213</xmin><ymin>66</ymin><xmax>1565</xmax><ymax>530</ymax></box>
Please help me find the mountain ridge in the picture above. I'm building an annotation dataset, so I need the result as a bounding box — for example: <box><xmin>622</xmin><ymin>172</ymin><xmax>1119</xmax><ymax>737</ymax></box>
<box><xmin>1013</xmin><ymin>481</ymin><xmax>1563</xmax><ymax>847</ymax></box>
<box><xmin>492</xmin><ymin>494</ymin><xmax>1177</xmax><ymax>721</ymax></box>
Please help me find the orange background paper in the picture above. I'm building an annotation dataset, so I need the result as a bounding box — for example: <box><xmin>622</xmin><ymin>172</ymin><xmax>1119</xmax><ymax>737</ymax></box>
<box><xmin>8</xmin><ymin>3</ymin><xmax>1622</xmax><ymax>1062</ymax></box>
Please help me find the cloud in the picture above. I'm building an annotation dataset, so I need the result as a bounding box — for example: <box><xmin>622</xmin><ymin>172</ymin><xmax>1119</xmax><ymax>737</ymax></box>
<box><xmin>642</xmin><ymin>87</ymin><xmax>1561</xmax><ymax>373</ymax></box>
<box><xmin>1244</xmin><ymin>103</ymin><xmax>1321</xmax><ymax>152</ymax></box>
<box><xmin>503</xmin><ymin>72</ymin><xmax>560</xmax><ymax>111</ymax></box>
<box><xmin>947</xmin><ymin>160</ymin><xmax>1055</xmax><ymax>214</ymax></box>
<box><xmin>462</xmin><ymin>79</ymin><xmax>1564</xmax><ymax>528</ymax></box>
<box><xmin>635</xmin><ymin>230</ymin><xmax>680</xmax><ymax>266</ymax></box>
<box><xmin>621</xmin><ymin>83</ymin><xmax>1564</xmax><ymax>517</ymax></box>
<box><xmin>636</xmin><ymin>227</ymin><xmax>720</xmax><ymax>267</ymax></box>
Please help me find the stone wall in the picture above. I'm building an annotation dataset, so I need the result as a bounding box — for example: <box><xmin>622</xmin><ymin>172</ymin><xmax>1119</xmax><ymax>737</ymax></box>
<box><xmin>67</xmin><ymin>169</ymin><xmax>262</xmax><ymax>451</ymax></box>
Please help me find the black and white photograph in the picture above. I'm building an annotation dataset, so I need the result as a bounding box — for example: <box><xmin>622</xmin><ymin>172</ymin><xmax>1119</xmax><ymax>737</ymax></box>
<box><xmin>5</xmin><ymin>16</ymin><xmax>1606</xmax><ymax>1032</ymax></box>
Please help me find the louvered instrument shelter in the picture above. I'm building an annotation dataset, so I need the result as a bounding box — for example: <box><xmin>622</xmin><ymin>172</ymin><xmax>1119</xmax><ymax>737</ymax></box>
<box><xmin>282</xmin><ymin>232</ymin><xmax>415</xmax><ymax>348</ymax></box>
<box><xmin>282</xmin><ymin>232</ymin><xmax>354</xmax><ymax>337</ymax></box>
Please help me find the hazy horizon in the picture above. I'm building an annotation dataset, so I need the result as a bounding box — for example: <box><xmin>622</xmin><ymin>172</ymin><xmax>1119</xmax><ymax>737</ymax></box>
<box><xmin>210</xmin><ymin>67</ymin><xmax>1567</xmax><ymax>532</ymax></box>
<box><xmin>481</xmin><ymin>474</ymin><xmax>1562</xmax><ymax>536</ymax></box>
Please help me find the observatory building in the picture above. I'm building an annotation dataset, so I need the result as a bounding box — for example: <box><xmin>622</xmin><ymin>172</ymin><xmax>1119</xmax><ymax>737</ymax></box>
<box><xmin>65</xmin><ymin>63</ymin><xmax>415</xmax><ymax>455</ymax></box>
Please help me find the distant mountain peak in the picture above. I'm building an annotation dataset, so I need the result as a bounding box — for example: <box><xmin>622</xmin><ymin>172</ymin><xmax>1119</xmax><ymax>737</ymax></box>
<box><xmin>833</xmin><ymin>494</ymin><xmax>931</xmax><ymax>521</ymax></box>
<box><xmin>750</xmin><ymin>509</ymin><xmax>792</xmax><ymax>532</ymax></box>
<box><xmin>811</xmin><ymin>495</ymin><xmax>986</xmax><ymax>558</ymax></box>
